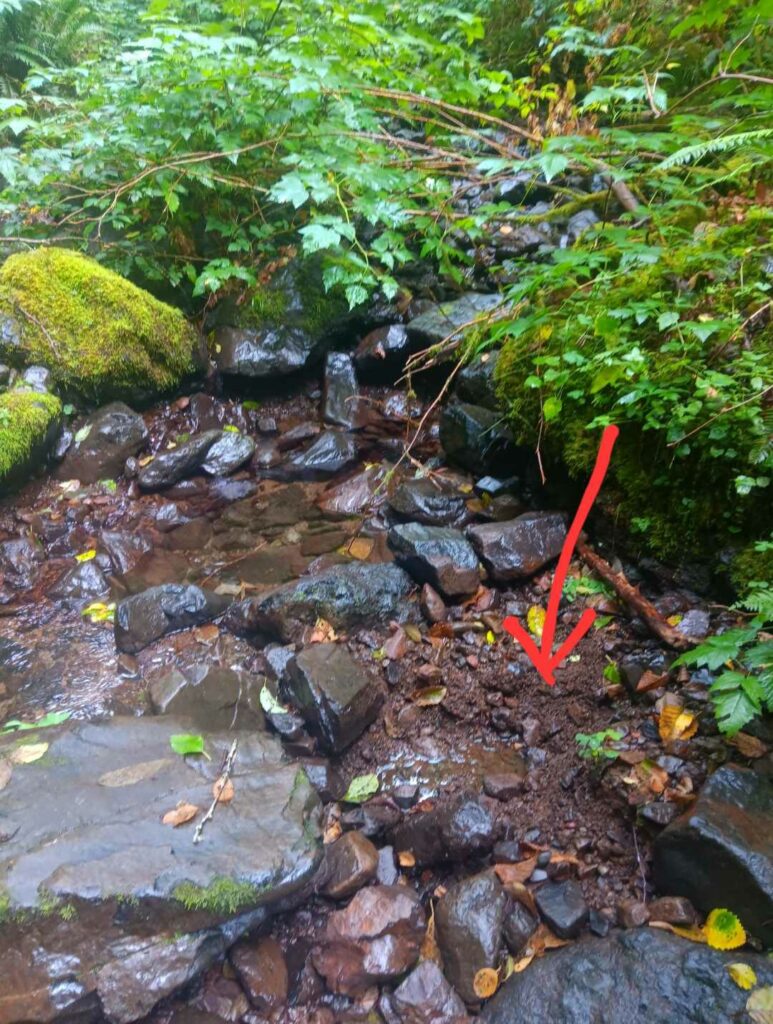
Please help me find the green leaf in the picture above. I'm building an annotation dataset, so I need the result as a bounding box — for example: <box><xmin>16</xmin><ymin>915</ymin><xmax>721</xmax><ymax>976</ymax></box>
<box><xmin>543</xmin><ymin>396</ymin><xmax>562</xmax><ymax>421</ymax></box>
<box><xmin>169</xmin><ymin>733</ymin><xmax>206</xmax><ymax>756</ymax></box>
<box><xmin>259</xmin><ymin>684</ymin><xmax>289</xmax><ymax>716</ymax></box>
<box><xmin>1</xmin><ymin>710</ymin><xmax>70</xmax><ymax>733</ymax></box>
<box><xmin>342</xmin><ymin>773</ymin><xmax>380</xmax><ymax>803</ymax></box>
<box><xmin>657</xmin><ymin>311</ymin><xmax>680</xmax><ymax>331</ymax></box>
<box><xmin>270</xmin><ymin>173</ymin><xmax>308</xmax><ymax>208</ymax></box>
<box><xmin>710</xmin><ymin>672</ymin><xmax>762</xmax><ymax>736</ymax></box>
<box><xmin>538</xmin><ymin>152</ymin><xmax>569</xmax><ymax>183</ymax></box>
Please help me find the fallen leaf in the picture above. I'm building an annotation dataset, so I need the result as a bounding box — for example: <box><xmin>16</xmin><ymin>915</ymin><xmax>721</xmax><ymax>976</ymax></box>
<box><xmin>75</xmin><ymin>548</ymin><xmax>97</xmax><ymax>562</ymax></box>
<box><xmin>428</xmin><ymin>622</ymin><xmax>454</xmax><ymax>639</ymax></box>
<box><xmin>342</xmin><ymin>773</ymin><xmax>379</xmax><ymax>803</ymax></box>
<box><xmin>98</xmin><ymin>758</ymin><xmax>174</xmax><ymax>787</ymax></box>
<box><xmin>81</xmin><ymin>601</ymin><xmax>115</xmax><ymax>623</ymax></box>
<box><xmin>417</xmin><ymin>663</ymin><xmax>442</xmax><ymax>681</ymax></box>
<box><xmin>1</xmin><ymin>710</ymin><xmax>70</xmax><ymax>733</ymax></box>
<box><xmin>309</xmin><ymin>617</ymin><xmax>337</xmax><ymax>643</ymax></box>
<box><xmin>347</xmin><ymin>537</ymin><xmax>374</xmax><ymax>560</ymax></box>
<box><xmin>636</xmin><ymin>669</ymin><xmax>668</xmax><ymax>694</ymax></box>
<box><xmin>495</xmin><ymin>857</ymin><xmax>537</xmax><ymax>887</ymax></box>
<box><xmin>747</xmin><ymin>986</ymin><xmax>773</xmax><ymax>1024</ymax></box>
<box><xmin>193</xmin><ymin>624</ymin><xmax>219</xmax><ymax>645</ymax></box>
<box><xmin>535</xmin><ymin>924</ymin><xmax>570</xmax><ymax>951</ymax></box>
<box><xmin>730</xmin><ymin>732</ymin><xmax>768</xmax><ymax>758</ymax></box>
<box><xmin>618</xmin><ymin>749</ymin><xmax>647</xmax><ymax>765</ymax></box>
<box><xmin>259</xmin><ymin>684</ymin><xmax>289</xmax><ymax>715</ymax></box>
<box><xmin>0</xmin><ymin>758</ymin><xmax>11</xmax><ymax>792</ymax></box>
<box><xmin>649</xmin><ymin>921</ymin><xmax>707</xmax><ymax>944</ymax></box>
<box><xmin>10</xmin><ymin>742</ymin><xmax>48</xmax><ymax>764</ymax></box>
<box><xmin>527</xmin><ymin>605</ymin><xmax>546</xmax><ymax>640</ymax></box>
<box><xmin>420</xmin><ymin>904</ymin><xmax>442</xmax><ymax>964</ymax></box>
<box><xmin>658</xmin><ymin>705</ymin><xmax>698</xmax><ymax>744</ymax></box>
<box><xmin>473</xmin><ymin>967</ymin><xmax>499</xmax><ymax>1000</ymax></box>
<box><xmin>398</xmin><ymin>850</ymin><xmax>416</xmax><ymax>868</ymax></box>
<box><xmin>384</xmin><ymin>627</ymin><xmax>408</xmax><ymax>661</ymax></box>
<box><xmin>705</xmin><ymin>908</ymin><xmax>746</xmax><ymax>950</ymax></box>
<box><xmin>404</xmin><ymin>623</ymin><xmax>422</xmax><ymax>643</ymax></box>
<box><xmin>162</xmin><ymin>801</ymin><xmax>199</xmax><ymax>827</ymax></box>
<box><xmin>727</xmin><ymin>963</ymin><xmax>757</xmax><ymax>990</ymax></box>
<box><xmin>502</xmin><ymin>881</ymin><xmax>538</xmax><ymax>916</ymax></box>
<box><xmin>169</xmin><ymin>733</ymin><xmax>205</xmax><ymax>757</ymax></box>
<box><xmin>411</xmin><ymin>685</ymin><xmax>447</xmax><ymax>707</ymax></box>
<box><xmin>636</xmin><ymin>759</ymin><xmax>669</xmax><ymax>795</ymax></box>
<box><xmin>213</xmin><ymin>776</ymin><xmax>235</xmax><ymax>804</ymax></box>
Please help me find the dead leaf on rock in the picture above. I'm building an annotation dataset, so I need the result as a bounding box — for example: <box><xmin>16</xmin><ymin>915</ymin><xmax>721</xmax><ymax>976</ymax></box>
<box><xmin>212</xmin><ymin>776</ymin><xmax>235</xmax><ymax>804</ymax></box>
<box><xmin>411</xmin><ymin>685</ymin><xmax>447</xmax><ymax>707</ymax></box>
<box><xmin>730</xmin><ymin>732</ymin><xmax>768</xmax><ymax>758</ymax></box>
<box><xmin>428</xmin><ymin>622</ymin><xmax>454</xmax><ymax>639</ymax></box>
<box><xmin>347</xmin><ymin>537</ymin><xmax>374</xmax><ymax>560</ymax></box>
<box><xmin>636</xmin><ymin>669</ymin><xmax>668</xmax><ymax>694</ymax></box>
<box><xmin>473</xmin><ymin>967</ymin><xmax>499</xmax><ymax>1000</ymax></box>
<box><xmin>658</xmin><ymin>705</ymin><xmax>698</xmax><ymax>744</ymax></box>
<box><xmin>10</xmin><ymin>742</ymin><xmax>48</xmax><ymax>765</ymax></box>
<box><xmin>0</xmin><ymin>758</ymin><xmax>12</xmax><ymax>792</ymax></box>
<box><xmin>98</xmin><ymin>758</ymin><xmax>174</xmax><ymax>787</ymax></box>
<box><xmin>505</xmin><ymin>881</ymin><xmax>538</xmax><ymax>916</ymax></box>
<box><xmin>420</xmin><ymin>904</ymin><xmax>442</xmax><ymax>965</ymax></box>
<box><xmin>649</xmin><ymin>920</ymin><xmax>707</xmax><ymax>944</ymax></box>
<box><xmin>162</xmin><ymin>801</ymin><xmax>199</xmax><ymax>827</ymax></box>
<box><xmin>398</xmin><ymin>850</ymin><xmax>416</xmax><ymax>868</ymax></box>
<box><xmin>193</xmin><ymin>624</ymin><xmax>220</xmax><ymax>645</ymax></box>
<box><xmin>309</xmin><ymin>617</ymin><xmax>337</xmax><ymax>643</ymax></box>
<box><xmin>384</xmin><ymin>627</ymin><xmax>408</xmax><ymax>661</ymax></box>
<box><xmin>495</xmin><ymin>857</ymin><xmax>537</xmax><ymax>887</ymax></box>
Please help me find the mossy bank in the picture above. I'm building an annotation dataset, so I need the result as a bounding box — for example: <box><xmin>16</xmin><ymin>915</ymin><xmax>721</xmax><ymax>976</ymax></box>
<box><xmin>0</xmin><ymin>247</ymin><xmax>202</xmax><ymax>404</ymax></box>
<box><xmin>0</xmin><ymin>389</ymin><xmax>61</xmax><ymax>493</ymax></box>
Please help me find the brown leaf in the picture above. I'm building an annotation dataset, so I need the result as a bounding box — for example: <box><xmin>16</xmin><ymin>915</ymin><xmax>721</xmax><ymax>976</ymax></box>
<box><xmin>383</xmin><ymin>627</ymin><xmax>408</xmax><ymax>661</ymax></box>
<box><xmin>417</xmin><ymin>663</ymin><xmax>442</xmax><ymax>681</ymax></box>
<box><xmin>0</xmin><ymin>758</ymin><xmax>12</xmax><ymax>793</ymax></box>
<box><xmin>398</xmin><ymin>850</ymin><xmax>416</xmax><ymax>868</ymax></box>
<box><xmin>428</xmin><ymin>622</ymin><xmax>454</xmax><ymax>639</ymax></box>
<box><xmin>420</xmin><ymin>904</ymin><xmax>442</xmax><ymax>965</ymax></box>
<box><xmin>404</xmin><ymin>623</ymin><xmax>422</xmax><ymax>643</ymax></box>
<box><xmin>730</xmin><ymin>732</ymin><xmax>768</xmax><ymax>759</ymax></box>
<box><xmin>162</xmin><ymin>801</ymin><xmax>199</xmax><ymax>827</ymax></box>
<box><xmin>649</xmin><ymin>920</ymin><xmax>707</xmax><ymax>944</ymax></box>
<box><xmin>347</xmin><ymin>537</ymin><xmax>374</xmax><ymax>560</ymax></box>
<box><xmin>193</xmin><ymin>624</ymin><xmax>220</xmax><ymax>645</ymax></box>
<box><xmin>213</xmin><ymin>776</ymin><xmax>235</xmax><ymax>804</ymax></box>
<box><xmin>309</xmin><ymin>617</ymin><xmax>337</xmax><ymax>643</ymax></box>
<box><xmin>473</xmin><ymin>967</ymin><xmax>499</xmax><ymax>1000</ymax></box>
<box><xmin>513</xmin><ymin>951</ymin><xmax>536</xmax><ymax>973</ymax></box>
<box><xmin>636</xmin><ymin>669</ymin><xmax>668</xmax><ymax>694</ymax></box>
<box><xmin>618</xmin><ymin>749</ymin><xmax>647</xmax><ymax>765</ymax></box>
<box><xmin>494</xmin><ymin>857</ymin><xmax>537</xmax><ymax>887</ymax></box>
<box><xmin>323</xmin><ymin>818</ymin><xmax>342</xmax><ymax>845</ymax></box>
<box><xmin>98</xmin><ymin>758</ymin><xmax>174</xmax><ymax>787</ymax></box>
<box><xmin>411</xmin><ymin>685</ymin><xmax>447</xmax><ymax>707</ymax></box>
<box><xmin>503</xmin><ymin>881</ymin><xmax>538</xmax><ymax>916</ymax></box>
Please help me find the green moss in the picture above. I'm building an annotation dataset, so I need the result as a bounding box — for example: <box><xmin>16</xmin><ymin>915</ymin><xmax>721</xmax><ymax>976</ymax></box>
<box><xmin>0</xmin><ymin>389</ymin><xmax>61</xmax><ymax>487</ymax></box>
<box><xmin>172</xmin><ymin>877</ymin><xmax>266</xmax><ymax>915</ymax></box>
<box><xmin>0</xmin><ymin>889</ymin><xmax>10</xmax><ymax>924</ymax></box>
<box><xmin>0</xmin><ymin>247</ymin><xmax>200</xmax><ymax>402</ymax></box>
<box><xmin>731</xmin><ymin>542</ymin><xmax>773</xmax><ymax>592</ymax></box>
<box><xmin>235</xmin><ymin>259</ymin><xmax>349</xmax><ymax>340</ymax></box>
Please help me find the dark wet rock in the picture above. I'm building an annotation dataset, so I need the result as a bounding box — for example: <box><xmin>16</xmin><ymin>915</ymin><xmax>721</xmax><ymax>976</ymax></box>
<box><xmin>653</xmin><ymin>764</ymin><xmax>773</xmax><ymax>944</ymax></box>
<box><xmin>137</xmin><ymin>431</ymin><xmax>221</xmax><ymax>491</ymax></box>
<box><xmin>440</xmin><ymin>401</ymin><xmax>518</xmax><ymax>475</ymax></box>
<box><xmin>0</xmin><ymin>362</ymin><xmax>10</xmax><ymax>386</ymax></box>
<box><xmin>376</xmin><ymin>847</ymin><xmax>399</xmax><ymax>887</ymax></box>
<box><xmin>388</xmin><ymin>523</ymin><xmax>479</xmax><ymax>599</ymax></box>
<box><xmin>228</xmin><ymin>547</ymin><xmax>308</xmax><ymax>586</ymax></box>
<box><xmin>317</xmin><ymin>464</ymin><xmax>388</xmax><ymax>518</ymax></box>
<box><xmin>353</xmin><ymin>325</ymin><xmax>417</xmax><ymax>384</ymax></box>
<box><xmin>115</xmin><ymin>583</ymin><xmax>230</xmax><ymax>653</ymax></box>
<box><xmin>407</xmin><ymin>294</ymin><xmax>502</xmax><ymax>346</ymax></box>
<box><xmin>49</xmin><ymin>559</ymin><xmax>109</xmax><ymax>601</ymax></box>
<box><xmin>115</xmin><ymin>549</ymin><xmax>192</xmax><ymax>595</ymax></box>
<box><xmin>387</xmin><ymin>477</ymin><xmax>467</xmax><ymax>527</ymax></box>
<box><xmin>497</xmin><ymin>173</ymin><xmax>551</xmax><ymax>206</ymax></box>
<box><xmin>483</xmin><ymin>772</ymin><xmax>526</xmax><ymax>801</ymax></box>
<box><xmin>300</xmin><ymin>525</ymin><xmax>349</xmax><ymax>557</ymax></box>
<box><xmin>313</xmin><ymin>885</ymin><xmax>425</xmax><ymax>996</ymax></box>
<box><xmin>210</xmin><ymin>477</ymin><xmax>256</xmax><ymax>502</ymax></box>
<box><xmin>456</xmin><ymin>351</ymin><xmax>499</xmax><ymax>410</ymax></box>
<box><xmin>188</xmin><ymin>392</ymin><xmax>222</xmax><ymax>432</ymax></box>
<box><xmin>317</xmin><ymin>832</ymin><xmax>379</xmax><ymax>899</ymax></box>
<box><xmin>253</xmin><ymin>438</ymin><xmax>282</xmax><ymax>470</ymax></box>
<box><xmin>284</xmin><ymin>430</ymin><xmax>358</xmax><ymax>481</ymax></box>
<box><xmin>323</xmin><ymin>352</ymin><xmax>364</xmax><ymax>430</ymax></box>
<box><xmin>230</xmin><ymin>936</ymin><xmax>289</xmax><ymax>1013</ymax></box>
<box><xmin>676</xmin><ymin>608</ymin><xmax>711</xmax><ymax>639</ymax></box>
<box><xmin>492</xmin><ymin>840</ymin><xmax>522</xmax><ymax>864</ymax></box>
<box><xmin>196</xmin><ymin>973</ymin><xmax>250</xmax><ymax>1021</ymax></box>
<box><xmin>0</xmin><ymin>536</ymin><xmax>43</xmax><ymax>579</ymax></box>
<box><xmin>148</xmin><ymin>664</ymin><xmax>264</xmax><ymax>730</ymax></box>
<box><xmin>165</xmin><ymin>517</ymin><xmax>213</xmax><ymax>551</ymax></box>
<box><xmin>343</xmin><ymin>795</ymin><xmax>402</xmax><ymax>839</ymax></box>
<box><xmin>640</xmin><ymin>801</ymin><xmax>679</xmax><ymax>828</ymax></box>
<box><xmin>277</xmin><ymin>422</ymin><xmax>320</xmax><ymax>452</ymax></box>
<box><xmin>436</xmin><ymin>872</ymin><xmax>507</xmax><ymax>1004</ymax></box>
<box><xmin>588</xmin><ymin>909</ymin><xmax>611</xmax><ymax>938</ymax></box>
<box><xmin>467</xmin><ymin>513</ymin><xmax>566</xmax><ymax>582</ymax></box>
<box><xmin>0</xmin><ymin>715</ymin><xmax>320</xmax><ymax>1024</ymax></box>
<box><xmin>282</xmin><ymin>643</ymin><xmax>384</xmax><ymax>754</ymax></box>
<box><xmin>57</xmin><ymin>402</ymin><xmax>149</xmax><ymax>484</ymax></box>
<box><xmin>479</xmin><ymin>928</ymin><xmax>773</xmax><ymax>1024</ymax></box>
<box><xmin>393</xmin><ymin>794</ymin><xmax>498</xmax><ymax>866</ymax></box>
<box><xmin>201</xmin><ymin>431</ymin><xmax>255</xmax><ymax>476</ymax></box>
<box><xmin>213</xmin><ymin>324</ymin><xmax>321</xmax><ymax>380</ymax></box>
<box><xmin>302</xmin><ymin>759</ymin><xmax>345</xmax><ymax>802</ymax></box>
<box><xmin>503</xmin><ymin>902</ymin><xmax>538</xmax><ymax>956</ymax></box>
<box><xmin>226</xmin><ymin>562</ymin><xmax>414</xmax><ymax>643</ymax></box>
<box><xmin>493</xmin><ymin>222</ymin><xmax>553</xmax><ymax>258</ymax></box>
<box><xmin>534</xmin><ymin>881</ymin><xmax>588</xmax><ymax>939</ymax></box>
<box><xmin>101</xmin><ymin>530</ymin><xmax>153</xmax><ymax>575</ymax></box>
<box><xmin>420</xmin><ymin>582</ymin><xmax>447</xmax><ymax>623</ymax></box>
<box><xmin>648</xmin><ymin>896</ymin><xmax>698</xmax><ymax>926</ymax></box>
<box><xmin>389</xmin><ymin>960</ymin><xmax>469</xmax><ymax>1024</ymax></box>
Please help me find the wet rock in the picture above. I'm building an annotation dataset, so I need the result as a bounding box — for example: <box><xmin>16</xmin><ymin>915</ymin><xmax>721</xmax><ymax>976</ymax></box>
<box><xmin>49</xmin><ymin>559</ymin><xmax>109</xmax><ymax>601</ymax></box>
<box><xmin>478</xmin><ymin>928</ymin><xmax>773</xmax><ymax>1024</ymax></box>
<box><xmin>436</xmin><ymin>872</ymin><xmax>507</xmax><ymax>1004</ymax></box>
<box><xmin>196</xmin><ymin>973</ymin><xmax>249</xmax><ymax>1021</ymax></box>
<box><xmin>533</xmin><ymin>881</ymin><xmax>588</xmax><ymax>939</ymax></box>
<box><xmin>389</xmin><ymin>960</ymin><xmax>469</xmax><ymax>1024</ymax></box>
<box><xmin>588</xmin><ymin>909</ymin><xmax>611</xmax><ymax>938</ymax></box>
<box><xmin>226</xmin><ymin>562</ymin><xmax>414</xmax><ymax>643</ymax></box>
<box><xmin>467</xmin><ymin>513</ymin><xmax>567</xmax><ymax>582</ymax></box>
<box><xmin>230</xmin><ymin>936</ymin><xmax>289</xmax><ymax>1013</ymax></box>
<box><xmin>317</xmin><ymin>831</ymin><xmax>379</xmax><ymax>899</ymax></box>
<box><xmin>277</xmin><ymin>422</ymin><xmax>320</xmax><ymax>452</ymax></box>
<box><xmin>214</xmin><ymin>324</ymin><xmax>320</xmax><ymax>380</ymax></box>
<box><xmin>100</xmin><ymin>530</ymin><xmax>153</xmax><ymax>575</ymax></box>
<box><xmin>0</xmin><ymin>715</ymin><xmax>320</xmax><ymax>1024</ymax></box>
<box><xmin>282</xmin><ymin>643</ymin><xmax>384</xmax><ymax>753</ymax></box>
<box><xmin>201</xmin><ymin>431</ymin><xmax>255</xmax><ymax>476</ymax></box>
<box><xmin>440</xmin><ymin>401</ymin><xmax>518</xmax><ymax>475</ymax></box>
<box><xmin>456</xmin><ymin>351</ymin><xmax>499</xmax><ymax>411</ymax></box>
<box><xmin>284</xmin><ymin>430</ymin><xmax>358</xmax><ymax>481</ymax></box>
<box><xmin>388</xmin><ymin>523</ymin><xmax>479</xmax><ymax>599</ymax></box>
<box><xmin>323</xmin><ymin>352</ymin><xmax>364</xmax><ymax>430</ymax></box>
<box><xmin>344</xmin><ymin>795</ymin><xmax>402</xmax><ymax>839</ymax></box>
<box><xmin>354</xmin><ymin>324</ymin><xmax>414</xmax><ymax>383</ymax></box>
<box><xmin>18</xmin><ymin>364</ymin><xmax>54</xmax><ymax>393</ymax></box>
<box><xmin>503</xmin><ymin>902</ymin><xmax>538</xmax><ymax>956</ymax></box>
<box><xmin>420</xmin><ymin>583</ymin><xmax>447</xmax><ymax>623</ymax></box>
<box><xmin>0</xmin><ymin>536</ymin><xmax>43</xmax><ymax>579</ymax></box>
<box><xmin>137</xmin><ymin>431</ymin><xmax>221</xmax><ymax>491</ymax></box>
<box><xmin>165</xmin><ymin>517</ymin><xmax>213</xmax><ymax>551</ymax></box>
<box><xmin>387</xmin><ymin>478</ymin><xmax>467</xmax><ymax>527</ymax></box>
<box><xmin>640</xmin><ymin>801</ymin><xmax>679</xmax><ymax>827</ymax></box>
<box><xmin>407</xmin><ymin>293</ymin><xmax>501</xmax><ymax>346</ymax></box>
<box><xmin>313</xmin><ymin>885</ymin><xmax>425</xmax><ymax>996</ymax></box>
<box><xmin>317</xmin><ymin>464</ymin><xmax>388</xmax><ymax>517</ymax></box>
<box><xmin>303</xmin><ymin>759</ymin><xmax>345</xmax><ymax>802</ymax></box>
<box><xmin>115</xmin><ymin>583</ymin><xmax>230</xmax><ymax>653</ymax></box>
<box><xmin>492</xmin><ymin>840</ymin><xmax>522</xmax><ymax>864</ymax></box>
<box><xmin>617</xmin><ymin>899</ymin><xmax>649</xmax><ymax>929</ymax></box>
<box><xmin>653</xmin><ymin>764</ymin><xmax>773</xmax><ymax>944</ymax></box>
<box><xmin>148</xmin><ymin>664</ymin><xmax>264</xmax><ymax>730</ymax></box>
<box><xmin>483</xmin><ymin>773</ymin><xmax>525</xmax><ymax>801</ymax></box>
<box><xmin>497</xmin><ymin>173</ymin><xmax>552</xmax><ymax>206</ymax></box>
<box><xmin>209</xmin><ymin>477</ymin><xmax>256</xmax><ymax>502</ymax></box>
<box><xmin>376</xmin><ymin>847</ymin><xmax>399</xmax><ymax>886</ymax></box>
<box><xmin>393</xmin><ymin>794</ymin><xmax>498</xmax><ymax>866</ymax></box>
<box><xmin>57</xmin><ymin>403</ymin><xmax>148</xmax><ymax>484</ymax></box>
<box><xmin>648</xmin><ymin>896</ymin><xmax>697</xmax><ymax>926</ymax></box>
<box><xmin>676</xmin><ymin>608</ymin><xmax>711</xmax><ymax>639</ymax></box>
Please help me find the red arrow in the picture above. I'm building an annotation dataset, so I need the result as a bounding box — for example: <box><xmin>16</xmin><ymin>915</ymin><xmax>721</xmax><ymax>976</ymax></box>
<box><xmin>503</xmin><ymin>424</ymin><xmax>619</xmax><ymax>685</ymax></box>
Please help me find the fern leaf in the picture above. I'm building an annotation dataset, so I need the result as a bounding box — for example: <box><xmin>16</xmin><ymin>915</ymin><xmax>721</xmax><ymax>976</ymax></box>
<box><xmin>657</xmin><ymin>129</ymin><xmax>773</xmax><ymax>171</ymax></box>
<box><xmin>710</xmin><ymin>671</ymin><xmax>763</xmax><ymax>736</ymax></box>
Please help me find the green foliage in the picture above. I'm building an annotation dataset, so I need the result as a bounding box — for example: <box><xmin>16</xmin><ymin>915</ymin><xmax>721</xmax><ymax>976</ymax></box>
<box><xmin>342</xmin><ymin>773</ymin><xmax>380</xmax><ymax>804</ymax></box>
<box><xmin>0</xmin><ymin>247</ymin><xmax>199</xmax><ymax>401</ymax></box>
<box><xmin>1</xmin><ymin>710</ymin><xmax>70</xmax><ymax>732</ymax></box>
<box><xmin>575</xmin><ymin>728</ymin><xmax>623</xmax><ymax>760</ymax></box>
<box><xmin>0</xmin><ymin>388</ymin><xmax>61</xmax><ymax>486</ymax></box>
<box><xmin>169</xmin><ymin>733</ymin><xmax>205</xmax><ymax>756</ymax></box>
<box><xmin>173</xmin><ymin>877</ymin><xmax>265</xmax><ymax>915</ymax></box>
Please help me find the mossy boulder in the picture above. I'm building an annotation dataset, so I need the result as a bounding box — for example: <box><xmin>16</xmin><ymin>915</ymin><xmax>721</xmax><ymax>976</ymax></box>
<box><xmin>0</xmin><ymin>247</ymin><xmax>202</xmax><ymax>403</ymax></box>
<box><xmin>0</xmin><ymin>388</ymin><xmax>62</xmax><ymax>494</ymax></box>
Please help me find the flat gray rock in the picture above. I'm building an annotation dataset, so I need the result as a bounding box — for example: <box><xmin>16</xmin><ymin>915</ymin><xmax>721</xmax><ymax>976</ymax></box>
<box><xmin>0</xmin><ymin>715</ymin><xmax>320</xmax><ymax>1023</ymax></box>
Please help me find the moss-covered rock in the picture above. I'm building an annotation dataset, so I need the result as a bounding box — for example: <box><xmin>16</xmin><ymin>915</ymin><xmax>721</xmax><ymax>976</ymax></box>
<box><xmin>0</xmin><ymin>389</ymin><xmax>62</xmax><ymax>494</ymax></box>
<box><xmin>0</xmin><ymin>247</ymin><xmax>201</xmax><ymax>403</ymax></box>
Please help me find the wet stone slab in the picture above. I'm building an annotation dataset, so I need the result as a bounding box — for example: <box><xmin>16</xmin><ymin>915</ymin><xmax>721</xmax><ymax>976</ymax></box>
<box><xmin>0</xmin><ymin>715</ymin><xmax>321</xmax><ymax>1024</ymax></box>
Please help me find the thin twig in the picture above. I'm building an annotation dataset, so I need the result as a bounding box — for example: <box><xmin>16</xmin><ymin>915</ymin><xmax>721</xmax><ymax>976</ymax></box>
<box><xmin>193</xmin><ymin>738</ymin><xmax>238</xmax><ymax>845</ymax></box>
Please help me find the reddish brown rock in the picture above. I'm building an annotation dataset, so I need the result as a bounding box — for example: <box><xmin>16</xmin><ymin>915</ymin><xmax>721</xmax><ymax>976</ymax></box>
<box><xmin>313</xmin><ymin>885</ymin><xmax>426</xmax><ymax>995</ymax></box>
<box><xmin>618</xmin><ymin>900</ymin><xmax>650</xmax><ymax>929</ymax></box>
<box><xmin>317</xmin><ymin>831</ymin><xmax>379</xmax><ymax>900</ymax></box>
<box><xmin>648</xmin><ymin>896</ymin><xmax>698</xmax><ymax>926</ymax></box>
<box><xmin>230</xmin><ymin>935</ymin><xmax>289</xmax><ymax>1012</ymax></box>
<box><xmin>483</xmin><ymin>773</ymin><xmax>526</xmax><ymax>801</ymax></box>
<box><xmin>420</xmin><ymin>583</ymin><xmax>447</xmax><ymax>623</ymax></box>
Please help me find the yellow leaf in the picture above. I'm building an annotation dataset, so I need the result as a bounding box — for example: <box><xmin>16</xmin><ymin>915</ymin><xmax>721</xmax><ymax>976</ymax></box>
<box><xmin>527</xmin><ymin>605</ymin><xmax>546</xmax><ymax>640</ymax></box>
<box><xmin>649</xmin><ymin>921</ymin><xmax>707</xmax><ymax>944</ymax></box>
<box><xmin>347</xmin><ymin>537</ymin><xmax>374</xmax><ymax>560</ymax></box>
<box><xmin>75</xmin><ymin>549</ymin><xmax>96</xmax><ymax>562</ymax></box>
<box><xmin>747</xmin><ymin>986</ymin><xmax>773</xmax><ymax>1024</ymax></box>
<box><xmin>10</xmin><ymin>742</ymin><xmax>49</xmax><ymax>765</ymax></box>
<box><xmin>485</xmin><ymin>629</ymin><xmax>496</xmax><ymax>645</ymax></box>
<box><xmin>658</xmin><ymin>705</ymin><xmax>698</xmax><ymax>744</ymax></box>
<box><xmin>666</xmin><ymin>613</ymin><xmax>683</xmax><ymax>626</ymax></box>
<box><xmin>705</xmin><ymin>908</ymin><xmax>746</xmax><ymax>950</ymax></box>
<box><xmin>726</xmin><ymin>963</ymin><xmax>757</xmax><ymax>990</ymax></box>
<box><xmin>473</xmin><ymin>967</ymin><xmax>499</xmax><ymax>1000</ymax></box>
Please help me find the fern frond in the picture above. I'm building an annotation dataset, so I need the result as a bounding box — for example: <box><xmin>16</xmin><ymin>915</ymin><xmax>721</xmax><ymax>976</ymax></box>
<box><xmin>657</xmin><ymin>128</ymin><xmax>773</xmax><ymax>170</ymax></box>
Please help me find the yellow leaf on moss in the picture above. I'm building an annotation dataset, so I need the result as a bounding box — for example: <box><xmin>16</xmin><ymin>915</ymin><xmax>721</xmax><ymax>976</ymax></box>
<box><xmin>726</xmin><ymin>963</ymin><xmax>757</xmax><ymax>990</ymax></box>
<box><xmin>527</xmin><ymin>605</ymin><xmax>546</xmax><ymax>640</ymax></box>
<box><xmin>473</xmin><ymin>967</ymin><xmax>499</xmax><ymax>1000</ymax></box>
<box><xmin>705</xmin><ymin>908</ymin><xmax>746</xmax><ymax>950</ymax></box>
